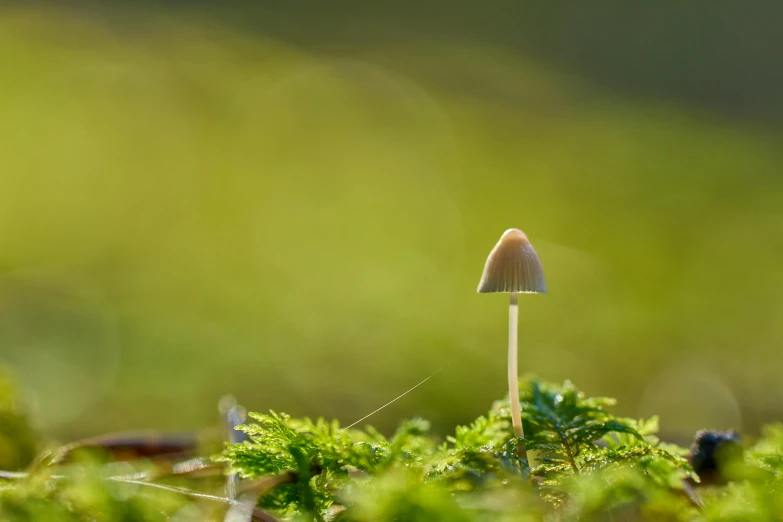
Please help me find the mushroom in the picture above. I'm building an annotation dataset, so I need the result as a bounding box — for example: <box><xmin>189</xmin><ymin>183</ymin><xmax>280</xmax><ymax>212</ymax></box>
<box><xmin>477</xmin><ymin>229</ymin><xmax>547</xmax><ymax>461</ymax></box>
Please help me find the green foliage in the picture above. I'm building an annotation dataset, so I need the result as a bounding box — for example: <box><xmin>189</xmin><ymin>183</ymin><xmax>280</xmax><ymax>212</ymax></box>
<box><xmin>220</xmin><ymin>378</ymin><xmax>696</xmax><ymax>521</ymax></box>
<box><xmin>523</xmin><ymin>380</ymin><xmax>644</xmax><ymax>473</ymax></box>
<box><xmin>516</xmin><ymin>380</ymin><xmax>693</xmax><ymax>506</ymax></box>
<box><xmin>0</xmin><ymin>462</ymin><xmax>190</xmax><ymax>522</ymax></box>
<box><xmin>217</xmin><ymin>412</ymin><xmax>438</xmax><ymax>518</ymax></box>
<box><xmin>335</xmin><ymin>469</ymin><xmax>545</xmax><ymax>522</ymax></box>
<box><xmin>7</xmin><ymin>377</ymin><xmax>783</xmax><ymax>521</ymax></box>
<box><xmin>746</xmin><ymin>423</ymin><xmax>783</xmax><ymax>483</ymax></box>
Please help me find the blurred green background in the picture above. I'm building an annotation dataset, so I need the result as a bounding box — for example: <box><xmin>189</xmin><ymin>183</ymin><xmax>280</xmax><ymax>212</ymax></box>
<box><xmin>1</xmin><ymin>2</ymin><xmax>782</xmax><ymax>445</ymax></box>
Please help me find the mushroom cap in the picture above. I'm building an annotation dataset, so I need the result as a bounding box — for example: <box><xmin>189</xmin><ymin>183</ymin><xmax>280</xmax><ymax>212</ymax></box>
<box><xmin>477</xmin><ymin>229</ymin><xmax>547</xmax><ymax>293</ymax></box>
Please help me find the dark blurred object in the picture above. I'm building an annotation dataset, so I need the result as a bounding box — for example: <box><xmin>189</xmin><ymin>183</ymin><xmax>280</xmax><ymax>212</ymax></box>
<box><xmin>54</xmin><ymin>431</ymin><xmax>199</xmax><ymax>464</ymax></box>
<box><xmin>688</xmin><ymin>429</ymin><xmax>743</xmax><ymax>485</ymax></box>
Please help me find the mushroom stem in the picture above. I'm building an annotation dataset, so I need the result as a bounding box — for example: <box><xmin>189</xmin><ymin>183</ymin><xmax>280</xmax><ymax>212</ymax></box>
<box><xmin>508</xmin><ymin>291</ymin><xmax>528</xmax><ymax>462</ymax></box>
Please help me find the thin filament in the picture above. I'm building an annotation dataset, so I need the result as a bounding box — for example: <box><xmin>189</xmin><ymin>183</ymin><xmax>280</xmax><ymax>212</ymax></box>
<box><xmin>342</xmin><ymin>364</ymin><xmax>449</xmax><ymax>431</ymax></box>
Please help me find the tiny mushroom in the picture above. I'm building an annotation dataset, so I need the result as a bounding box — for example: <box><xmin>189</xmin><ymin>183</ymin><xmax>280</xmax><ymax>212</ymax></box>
<box><xmin>478</xmin><ymin>228</ymin><xmax>547</xmax><ymax>462</ymax></box>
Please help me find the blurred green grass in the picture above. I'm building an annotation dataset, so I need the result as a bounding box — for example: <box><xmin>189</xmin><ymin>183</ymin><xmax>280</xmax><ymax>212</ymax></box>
<box><xmin>1</xmin><ymin>5</ymin><xmax>782</xmax><ymax>443</ymax></box>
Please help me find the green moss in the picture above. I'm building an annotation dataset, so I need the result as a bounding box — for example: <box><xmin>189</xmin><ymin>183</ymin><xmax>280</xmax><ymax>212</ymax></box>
<box><xmin>218</xmin><ymin>378</ymin><xmax>695</xmax><ymax>520</ymax></box>
<box><xmin>3</xmin><ymin>377</ymin><xmax>783</xmax><ymax>521</ymax></box>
